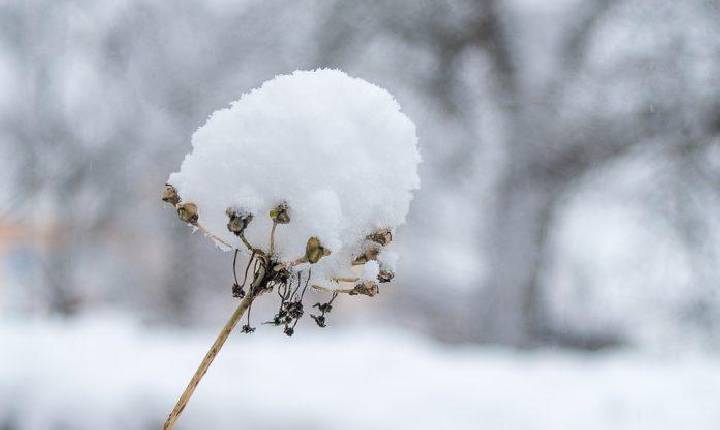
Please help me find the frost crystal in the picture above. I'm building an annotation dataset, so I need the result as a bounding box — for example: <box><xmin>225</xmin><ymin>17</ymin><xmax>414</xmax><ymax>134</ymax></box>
<box><xmin>168</xmin><ymin>69</ymin><xmax>420</xmax><ymax>282</ymax></box>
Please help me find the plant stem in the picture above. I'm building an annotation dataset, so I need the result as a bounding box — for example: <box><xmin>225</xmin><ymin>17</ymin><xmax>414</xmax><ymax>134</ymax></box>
<box><xmin>310</xmin><ymin>284</ymin><xmax>355</xmax><ymax>294</ymax></box>
<box><xmin>195</xmin><ymin>222</ymin><xmax>234</xmax><ymax>250</ymax></box>
<box><xmin>239</xmin><ymin>233</ymin><xmax>256</xmax><ymax>253</ymax></box>
<box><xmin>163</xmin><ymin>293</ymin><xmax>255</xmax><ymax>430</ymax></box>
<box><xmin>269</xmin><ymin>221</ymin><xmax>278</xmax><ymax>255</ymax></box>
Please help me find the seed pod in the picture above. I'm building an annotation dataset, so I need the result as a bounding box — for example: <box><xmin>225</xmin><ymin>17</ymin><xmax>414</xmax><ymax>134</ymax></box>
<box><xmin>377</xmin><ymin>270</ymin><xmax>395</xmax><ymax>283</ymax></box>
<box><xmin>161</xmin><ymin>183</ymin><xmax>181</xmax><ymax>206</ymax></box>
<box><xmin>313</xmin><ymin>302</ymin><xmax>333</xmax><ymax>313</ymax></box>
<box><xmin>176</xmin><ymin>202</ymin><xmax>198</xmax><ymax>224</ymax></box>
<box><xmin>350</xmin><ymin>281</ymin><xmax>379</xmax><ymax>297</ymax></box>
<box><xmin>285</xmin><ymin>301</ymin><xmax>304</xmax><ymax>319</ymax></box>
<box><xmin>232</xmin><ymin>283</ymin><xmax>245</xmax><ymax>298</ymax></box>
<box><xmin>311</xmin><ymin>314</ymin><xmax>326</xmax><ymax>327</ymax></box>
<box><xmin>272</xmin><ymin>263</ymin><xmax>290</xmax><ymax>284</ymax></box>
<box><xmin>352</xmin><ymin>247</ymin><xmax>380</xmax><ymax>265</ymax></box>
<box><xmin>367</xmin><ymin>229</ymin><xmax>392</xmax><ymax>247</ymax></box>
<box><xmin>305</xmin><ymin>237</ymin><xmax>331</xmax><ymax>264</ymax></box>
<box><xmin>226</xmin><ymin>207</ymin><xmax>253</xmax><ymax>235</ymax></box>
<box><xmin>270</xmin><ymin>203</ymin><xmax>290</xmax><ymax>224</ymax></box>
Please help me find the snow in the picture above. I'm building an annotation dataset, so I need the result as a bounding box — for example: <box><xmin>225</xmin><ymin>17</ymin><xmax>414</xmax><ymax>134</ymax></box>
<box><xmin>168</xmin><ymin>69</ymin><xmax>421</xmax><ymax>284</ymax></box>
<box><xmin>2</xmin><ymin>316</ymin><xmax>720</xmax><ymax>430</ymax></box>
<box><xmin>360</xmin><ymin>260</ymin><xmax>380</xmax><ymax>281</ymax></box>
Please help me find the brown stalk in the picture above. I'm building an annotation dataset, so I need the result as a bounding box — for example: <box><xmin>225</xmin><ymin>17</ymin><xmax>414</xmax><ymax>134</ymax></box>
<box><xmin>162</xmin><ymin>293</ymin><xmax>255</xmax><ymax>430</ymax></box>
<box><xmin>195</xmin><ymin>222</ymin><xmax>234</xmax><ymax>250</ymax></box>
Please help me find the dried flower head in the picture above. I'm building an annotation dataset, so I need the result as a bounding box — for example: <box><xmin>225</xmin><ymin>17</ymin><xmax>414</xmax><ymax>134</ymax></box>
<box><xmin>226</xmin><ymin>207</ymin><xmax>253</xmax><ymax>236</ymax></box>
<box><xmin>176</xmin><ymin>202</ymin><xmax>198</xmax><ymax>225</ymax></box>
<box><xmin>377</xmin><ymin>270</ymin><xmax>395</xmax><ymax>283</ymax></box>
<box><xmin>161</xmin><ymin>69</ymin><xmax>420</xmax><ymax>430</ymax></box>
<box><xmin>367</xmin><ymin>229</ymin><xmax>393</xmax><ymax>247</ymax></box>
<box><xmin>349</xmin><ymin>281</ymin><xmax>380</xmax><ymax>297</ymax></box>
<box><xmin>352</xmin><ymin>247</ymin><xmax>380</xmax><ymax>265</ymax></box>
<box><xmin>304</xmin><ymin>237</ymin><xmax>331</xmax><ymax>264</ymax></box>
<box><xmin>162</xmin><ymin>183</ymin><xmax>181</xmax><ymax>206</ymax></box>
<box><xmin>270</xmin><ymin>203</ymin><xmax>290</xmax><ymax>224</ymax></box>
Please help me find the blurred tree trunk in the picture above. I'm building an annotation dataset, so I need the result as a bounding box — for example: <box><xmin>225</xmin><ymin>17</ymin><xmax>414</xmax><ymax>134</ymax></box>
<box><xmin>44</xmin><ymin>243</ymin><xmax>79</xmax><ymax>315</ymax></box>
<box><xmin>468</xmin><ymin>0</ymin><xmax>622</xmax><ymax>346</ymax></box>
<box><xmin>473</xmin><ymin>170</ymin><xmax>559</xmax><ymax>345</ymax></box>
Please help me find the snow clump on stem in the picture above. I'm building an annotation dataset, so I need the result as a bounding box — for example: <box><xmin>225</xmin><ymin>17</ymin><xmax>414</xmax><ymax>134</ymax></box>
<box><xmin>167</xmin><ymin>69</ymin><xmax>420</xmax><ymax>287</ymax></box>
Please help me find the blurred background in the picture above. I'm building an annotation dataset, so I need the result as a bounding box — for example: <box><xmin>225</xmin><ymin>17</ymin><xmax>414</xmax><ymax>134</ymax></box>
<box><xmin>2</xmin><ymin>0</ymin><xmax>720</xmax><ymax>428</ymax></box>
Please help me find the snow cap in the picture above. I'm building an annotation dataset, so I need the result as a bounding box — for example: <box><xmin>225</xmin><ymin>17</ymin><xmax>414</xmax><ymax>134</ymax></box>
<box><xmin>168</xmin><ymin>69</ymin><xmax>420</xmax><ymax>281</ymax></box>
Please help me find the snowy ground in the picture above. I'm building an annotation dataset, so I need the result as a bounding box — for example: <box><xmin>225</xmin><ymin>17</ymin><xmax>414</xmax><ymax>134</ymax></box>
<box><xmin>1</xmin><ymin>316</ymin><xmax>719</xmax><ymax>430</ymax></box>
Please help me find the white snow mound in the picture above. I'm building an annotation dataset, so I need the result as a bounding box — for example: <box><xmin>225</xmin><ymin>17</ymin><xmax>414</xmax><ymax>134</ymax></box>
<box><xmin>168</xmin><ymin>69</ymin><xmax>420</xmax><ymax>280</ymax></box>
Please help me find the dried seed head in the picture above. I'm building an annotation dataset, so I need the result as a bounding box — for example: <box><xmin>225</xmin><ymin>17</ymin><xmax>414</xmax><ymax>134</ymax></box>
<box><xmin>305</xmin><ymin>237</ymin><xmax>331</xmax><ymax>264</ymax></box>
<box><xmin>272</xmin><ymin>263</ymin><xmax>290</xmax><ymax>284</ymax></box>
<box><xmin>367</xmin><ymin>229</ymin><xmax>392</xmax><ymax>247</ymax></box>
<box><xmin>270</xmin><ymin>203</ymin><xmax>290</xmax><ymax>224</ymax></box>
<box><xmin>377</xmin><ymin>270</ymin><xmax>395</xmax><ymax>283</ymax></box>
<box><xmin>352</xmin><ymin>255</ymin><xmax>367</xmax><ymax>265</ymax></box>
<box><xmin>226</xmin><ymin>207</ymin><xmax>253</xmax><ymax>236</ymax></box>
<box><xmin>232</xmin><ymin>283</ymin><xmax>246</xmax><ymax>298</ymax></box>
<box><xmin>311</xmin><ymin>314</ymin><xmax>326</xmax><ymax>327</ymax></box>
<box><xmin>313</xmin><ymin>302</ymin><xmax>333</xmax><ymax>313</ymax></box>
<box><xmin>161</xmin><ymin>184</ymin><xmax>181</xmax><ymax>206</ymax></box>
<box><xmin>176</xmin><ymin>202</ymin><xmax>198</xmax><ymax>225</ymax></box>
<box><xmin>350</xmin><ymin>281</ymin><xmax>379</xmax><ymax>297</ymax></box>
<box><xmin>284</xmin><ymin>300</ymin><xmax>304</xmax><ymax>319</ymax></box>
<box><xmin>352</xmin><ymin>247</ymin><xmax>380</xmax><ymax>265</ymax></box>
<box><xmin>266</xmin><ymin>314</ymin><xmax>284</xmax><ymax>326</ymax></box>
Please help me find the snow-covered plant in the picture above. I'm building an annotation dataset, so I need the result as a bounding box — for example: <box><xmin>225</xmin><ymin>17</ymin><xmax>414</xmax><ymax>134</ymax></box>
<box><xmin>161</xmin><ymin>69</ymin><xmax>420</xmax><ymax>429</ymax></box>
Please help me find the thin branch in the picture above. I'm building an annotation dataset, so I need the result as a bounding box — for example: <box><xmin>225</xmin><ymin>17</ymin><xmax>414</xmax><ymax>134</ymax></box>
<box><xmin>232</xmin><ymin>249</ymin><xmax>239</xmax><ymax>286</ymax></box>
<box><xmin>290</xmin><ymin>272</ymin><xmax>302</xmax><ymax>300</ymax></box>
<box><xmin>238</xmin><ymin>233</ymin><xmax>257</xmax><ymax>253</ymax></box>
<box><xmin>300</xmin><ymin>267</ymin><xmax>312</xmax><ymax>301</ymax></box>
<box><xmin>195</xmin><ymin>223</ymin><xmax>234</xmax><ymax>250</ymax></box>
<box><xmin>242</xmin><ymin>251</ymin><xmax>257</xmax><ymax>288</ymax></box>
<box><xmin>332</xmin><ymin>277</ymin><xmax>359</xmax><ymax>284</ymax></box>
<box><xmin>558</xmin><ymin>0</ymin><xmax>617</xmax><ymax>78</ymax></box>
<box><xmin>310</xmin><ymin>284</ymin><xmax>356</xmax><ymax>294</ymax></box>
<box><xmin>288</xmin><ymin>257</ymin><xmax>307</xmax><ymax>267</ymax></box>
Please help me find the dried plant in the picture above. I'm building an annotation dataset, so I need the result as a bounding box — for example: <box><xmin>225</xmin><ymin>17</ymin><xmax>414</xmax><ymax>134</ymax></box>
<box><xmin>159</xmin><ymin>69</ymin><xmax>419</xmax><ymax>429</ymax></box>
<box><xmin>161</xmin><ymin>185</ymin><xmax>395</xmax><ymax>430</ymax></box>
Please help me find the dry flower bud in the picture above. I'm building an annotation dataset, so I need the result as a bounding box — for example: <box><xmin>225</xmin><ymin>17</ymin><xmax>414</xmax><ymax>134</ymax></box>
<box><xmin>352</xmin><ymin>247</ymin><xmax>380</xmax><ymax>265</ymax></box>
<box><xmin>367</xmin><ymin>229</ymin><xmax>392</xmax><ymax>246</ymax></box>
<box><xmin>162</xmin><ymin>183</ymin><xmax>181</xmax><ymax>206</ymax></box>
<box><xmin>176</xmin><ymin>202</ymin><xmax>198</xmax><ymax>224</ymax></box>
<box><xmin>232</xmin><ymin>283</ymin><xmax>245</xmax><ymax>298</ymax></box>
<box><xmin>269</xmin><ymin>203</ymin><xmax>290</xmax><ymax>224</ymax></box>
<box><xmin>305</xmin><ymin>237</ymin><xmax>331</xmax><ymax>264</ymax></box>
<box><xmin>226</xmin><ymin>207</ymin><xmax>253</xmax><ymax>235</ymax></box>
<box><xmin>311</xmin><ymin>314</ymin><xmax>326</xmax><ymax>327</ymax></box>
<box><xmin>377</xmin><ymin>270</ymin><xmax>395</xmax><ymax>283</ymax></box>
<box><xmin>349</xmin><ymin>281</ymin><xmax>379</xmax><ymax>297</ymax></box>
